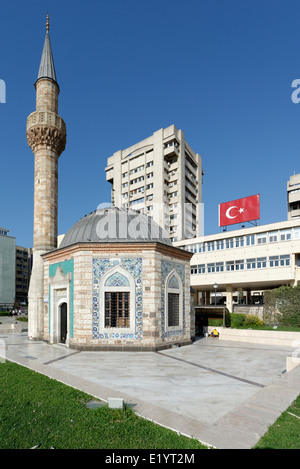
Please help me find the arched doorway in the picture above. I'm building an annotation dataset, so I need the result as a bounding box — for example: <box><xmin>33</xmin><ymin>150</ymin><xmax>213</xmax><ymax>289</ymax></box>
<box><xmin>60</xmin><ymin>302</ymin><xmax>68</xmax><ymax>344</ymax></box>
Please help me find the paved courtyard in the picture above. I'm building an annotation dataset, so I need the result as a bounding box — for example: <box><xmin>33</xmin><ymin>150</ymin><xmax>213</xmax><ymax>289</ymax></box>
<box><xmin>0</xmin><ymin>324</ymin><xmax>299</xmax><ymax>449</ymax></box>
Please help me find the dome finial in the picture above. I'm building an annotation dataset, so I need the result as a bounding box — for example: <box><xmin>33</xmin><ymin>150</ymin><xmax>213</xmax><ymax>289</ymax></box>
<box><xmin>46</xmin><ymin>14</ymin><xmax>49</xmax><ymax>33</ymax></box>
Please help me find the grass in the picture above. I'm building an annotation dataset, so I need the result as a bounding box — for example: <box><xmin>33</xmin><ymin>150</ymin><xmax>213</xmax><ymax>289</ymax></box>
<box><xmin>254</xmin><ymin>394</ymin><xmax>300</xmax><ymax>449</ymax></box>
<box><xmin>0</xmin><ymin>361</ymin><xmax>208</xmax><ymax>450</ymax></box>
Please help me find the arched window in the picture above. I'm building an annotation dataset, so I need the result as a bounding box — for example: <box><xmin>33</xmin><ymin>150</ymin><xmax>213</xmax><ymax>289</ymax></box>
<box><xmin>100</xmin><ymin>267</ymin><xmax>135</xmax><ymax>332</ymax></box>
<box><xmin>165</xmin><ymin>270</ymin><xmax>182</xmax><ymax>331</ymax></box>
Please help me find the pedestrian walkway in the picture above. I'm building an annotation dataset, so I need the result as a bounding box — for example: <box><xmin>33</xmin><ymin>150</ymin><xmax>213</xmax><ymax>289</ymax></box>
<box><xmin>0</xmin><ymin>328</ymin><xmax>299</xmax><ymax>449</ymax></box>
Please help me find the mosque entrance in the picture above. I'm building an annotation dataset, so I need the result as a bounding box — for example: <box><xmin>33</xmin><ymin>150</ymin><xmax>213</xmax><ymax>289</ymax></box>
<box><xmin>60</xmin><ymin>302</ymin><xmax>68</xmax><ymax>344</ymax></box>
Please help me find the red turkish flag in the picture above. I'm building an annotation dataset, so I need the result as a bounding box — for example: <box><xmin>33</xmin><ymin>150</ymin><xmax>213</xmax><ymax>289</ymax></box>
<box><xmin>219</xmin><ymin>194</ymin><xmax>260</xmax><ymax>227</ymax></box>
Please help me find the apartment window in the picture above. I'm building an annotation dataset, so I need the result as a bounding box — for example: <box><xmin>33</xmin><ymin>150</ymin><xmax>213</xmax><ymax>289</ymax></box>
<box><xmin>130</xmin><ymin>176</ymin><xmax>144</xmax><ymax>185</ymax></box>
<box><xmin>206</xmin><ymin>241</ymin><xmax>215</xmax><ymax>252</ymax></box>
<box><xmin>198</xmin><ymin>243</ymin><xmax>205</xmax><ymax>253</ymax></box>
<box><xmin>216</xmin><ymin>240</ymin><xmax>224</xmax><ymax>250</ymax></box>
<box><xmin>246</xmin><ymin>258</ymin><xmax>256</xmax><ymax>269</ymax></box>
<box><xmin>294</xmin><ymin>227</ymin><xmax>300</xmax><ymax>239</ymax></box>
<box><xmin>216</xmin><ymin>262</ymin><xmax>224</xmax><ymax>272</ymax></box>
<box><xmin>226</xmin><ymin>261</ymin><xmax>234</xmax><ymax>271</ymax></box>
<box><xmin>191</xmin><ymin>264</ymin><xmax>205</xmax><ymax>275</ymax></box>
<box><xmin>235</xmin><ymin>237</ymin><xmax>244</xmax><ymax>248</ymax></box>
<box><xmin>257</xmin><ymin>257</ymin><xmax>267</xmax><ymax>268</ymax></box>
<box><xmin>146</xmin><ymin>161</ymin><xmax>154</xmax><ymax>167</ymax></box>
<box><xmin>122</xmin><ymin>182</ymin><xmax>128</xmax><ymax>188</ymax></box>
<box><xmin>269</xmin><ymin>231</ymin><xmax>278</xmax><ymax>243</ymax></box>
<box><xmin>225</xmin><ymin>238</ymin><xmax>234</xmax><ymax>249</ymax></box>
<box><xmin>269</xmin><ymin>256</ymin><xmax>279</xmax><ymax>267</ymax></box>
<box><xmin>235</xmin><ymin>260</ymin><xmax>244</xmax><ymax>270</ymax></box>
<box><xmin>246</xmin><ymin>235</ymin><xmax>255</xmax><ymax>246</ymax></box>
<box><xmin>257</xmin><ymin>233</ymin><xmax>267</xmax><ymax>244</ymax></box>
<box><xmin>207</xmin><ymin>263</ymin><xmax>215</xmax><ymax>273</ymax></box>
<box><xmin>269</xmin><ymin>255</ymin><xmax>290</xmax><ymax>267</ymax></box>
<box><xmin>280</xmin><ymin>255</ymin><xmax>290</xmax><ymax>266</ymax></box>
<box><xmin>280</xmin><ymin>229</ymin><xmax>292</xmax><ymax>241</ymax></box>
<box><xmin>131</xmin><ymin>197</ymin><xmax>144</xmax><ymax>206</ymax></box>
<box><xmin>146</xmin><ymin>183</ymin><xmax>153</xmax><ymax>190</ymax></box>
<box><xmin>130</xmin><ymin>165</ymin><xmax>144</xmax><ymax>175</ymax></box>
<box><xmin>122</xmin><ymin>172</ymin><xmax>128</xmax><ymax>178</ymax></box>
<box><xmin>147</xmin><ymin>172</ymin><xmax>153</xmax><ymax>178</ymax></box>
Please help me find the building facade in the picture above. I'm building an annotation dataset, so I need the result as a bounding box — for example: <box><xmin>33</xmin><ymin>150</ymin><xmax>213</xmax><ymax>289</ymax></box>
<box><xmin>287</xmin><ymin>173</ymin><xmax>300</xmax><ymax>220</ymax></box>
<box><xmin>105</xmin><ymin>125</ymin><xmax>203</xmax><ymax>242</ymax></box>
<box><xmin>0</xmin><ymin>228</ymin><xmax>16</xmax><ymax>308</ymax></box>
<box><xmin>15</xmin><ymin>246</ymin><xmax>32</xmax><ymax>305</ymax></box>
<box><xmin>174</xmin><ymin>219</ymin><xmax>300</xmax><ymax>312</ymax></box>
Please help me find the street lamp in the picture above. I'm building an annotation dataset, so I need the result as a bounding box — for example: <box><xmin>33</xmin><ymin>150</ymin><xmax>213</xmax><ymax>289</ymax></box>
<box><xmin>213</xmin><ymin>282</ymin><xmax>218</xmax><ymax>306</ymax></box>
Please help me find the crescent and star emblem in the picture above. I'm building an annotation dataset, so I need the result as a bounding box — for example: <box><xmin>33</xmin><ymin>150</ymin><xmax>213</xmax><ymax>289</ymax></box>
<box><xmin>225</xmin><ymin>206</ymin><xmax>245</xmax><ymax>219</ymax></box>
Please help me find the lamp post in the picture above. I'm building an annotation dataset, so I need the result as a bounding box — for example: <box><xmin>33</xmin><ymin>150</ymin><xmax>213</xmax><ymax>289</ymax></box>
<box><xmin>213</xmin><ymin>283</ymin><xmax>218</xmax><ymax>307</ymax></box>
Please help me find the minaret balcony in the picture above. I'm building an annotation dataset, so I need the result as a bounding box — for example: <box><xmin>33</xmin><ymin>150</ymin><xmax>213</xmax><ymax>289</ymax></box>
<box><xmin>26</xmin><ymin>110</ymin><xmax>66</xmax><ymax>134</ymax></box>
<box><xmin>26</xmin><ymin>110</ymin><xmax>66</xmax><ymax>156</ymax></box>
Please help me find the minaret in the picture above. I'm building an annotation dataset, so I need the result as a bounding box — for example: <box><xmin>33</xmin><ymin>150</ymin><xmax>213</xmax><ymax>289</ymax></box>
<box><xmin>26</xmin><ymin>15</ymin><xmax>66</xmax><ymax>340</ymax></box>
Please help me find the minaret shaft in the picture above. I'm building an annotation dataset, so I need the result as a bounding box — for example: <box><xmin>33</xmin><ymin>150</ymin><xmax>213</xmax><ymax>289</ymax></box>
<box><xmin>27</xmin><ymin>16</ymin><xmax>66</xmax><ymax>340</ymax></box>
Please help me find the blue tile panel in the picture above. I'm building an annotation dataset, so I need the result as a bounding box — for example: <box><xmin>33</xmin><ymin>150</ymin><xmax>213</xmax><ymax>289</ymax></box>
<box><xmin>92</xmin><ymin>258</ymin><xmax>143</xmax><ymax>340</ymax></box>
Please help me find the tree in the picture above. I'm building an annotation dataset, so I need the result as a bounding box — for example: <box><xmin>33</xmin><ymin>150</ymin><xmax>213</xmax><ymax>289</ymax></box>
<box><xmin>263</xmin><ymin>286</ymin><xmax>300</xmax><ymax>327</ymax></box>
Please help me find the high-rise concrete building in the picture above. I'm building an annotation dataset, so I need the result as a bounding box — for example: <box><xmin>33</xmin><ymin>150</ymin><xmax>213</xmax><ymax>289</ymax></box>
<box><xmin>287</xmin><ymin>173</ymin><xmax>300</xmax><ymax>220</ymax></box>
<box><xmin>105</xmin><ymin>125</ymin><xmax>203</xmax><ymax>242</ymax></box>
<box><xmin>26</xmin><ymin>15</ymin><xmax>66</xmax><ymax>339</ymax></box>
<box><xmin>0</xmin><ymin>227</ymin><xmax>15</xmax><ymax>308</ymax></box>
<box><xmin>15</xmin><ymin>246</ymin><xmax>32</xmax><ymax>305</ymax></box>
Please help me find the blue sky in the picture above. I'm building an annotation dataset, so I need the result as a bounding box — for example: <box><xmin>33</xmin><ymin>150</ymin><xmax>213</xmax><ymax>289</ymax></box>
<box><xmin>1</xmin><ymin>0</ymin><xmax>300</xmax><ymax>248</ymax></box>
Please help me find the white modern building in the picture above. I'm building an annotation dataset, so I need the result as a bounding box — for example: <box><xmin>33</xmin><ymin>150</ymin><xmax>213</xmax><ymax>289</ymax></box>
<box><xmin>105</xmin><ymin>125</ymin><xmax>203</xmax><ymax>242</ymax></box>
<box><xmin>174</xmin><ymin>218</ymin><xmax>300</xmax><ymax>312</ymax></box>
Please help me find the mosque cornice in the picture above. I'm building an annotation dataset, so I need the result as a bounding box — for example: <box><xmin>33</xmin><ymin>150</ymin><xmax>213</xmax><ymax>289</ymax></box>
<box><xmin>42</xmin><ymin>241</ymin><xmax>193</xmax><ymax>262</ymax></box>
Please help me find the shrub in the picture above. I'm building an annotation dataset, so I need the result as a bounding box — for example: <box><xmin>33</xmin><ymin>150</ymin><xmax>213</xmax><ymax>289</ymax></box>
<box><xmin>230</xmin><ymin>313</ymin><xmax>245</xmax><ymax>328</ymax></box>
<box><xmin>208</xmin><ymin>319</ymin><xmax>223</xmax><ymax>327</ymax></box>
<box><xmin>244</xmin><ymin>314</ymin><xmax>264</xmax><ymax>327</ymax></box>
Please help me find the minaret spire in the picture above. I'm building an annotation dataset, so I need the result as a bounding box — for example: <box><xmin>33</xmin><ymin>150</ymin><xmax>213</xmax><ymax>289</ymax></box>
<box><xmin>36</xmin><ymin>13</ymin><xmax>57</xmax><ymax>86</ymax></box>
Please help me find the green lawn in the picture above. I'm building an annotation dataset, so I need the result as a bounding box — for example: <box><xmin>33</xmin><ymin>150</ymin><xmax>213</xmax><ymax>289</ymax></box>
<box><xmin>254</xmin><ymin>394</ymin><xmax>300</xmax><ymax>449</ymax></box>
<box><xmin>0</xmin><ymin>361</ymin><xmax>208</xmax><ymax>450</ymax></box>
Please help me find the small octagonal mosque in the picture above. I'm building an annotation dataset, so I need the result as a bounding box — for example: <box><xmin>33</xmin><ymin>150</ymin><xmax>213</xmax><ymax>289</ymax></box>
<box><xmin>42</xmin><ymin>207</ymin><xmax>194</xmax><ymax>351</ymax></box>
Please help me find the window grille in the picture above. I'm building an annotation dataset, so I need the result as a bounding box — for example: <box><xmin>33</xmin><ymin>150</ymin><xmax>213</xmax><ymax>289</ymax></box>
<box><xmin>105</xmin><ymin>292</ymin><xmax>130</xmax><ymax>328</ymax></box>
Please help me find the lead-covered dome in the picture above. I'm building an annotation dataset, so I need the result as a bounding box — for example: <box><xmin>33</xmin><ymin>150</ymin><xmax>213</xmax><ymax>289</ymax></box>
<box><xmin>59</xmin><ymin>206</ymin><xmax>172</xmax><ymax>249</ymax></box>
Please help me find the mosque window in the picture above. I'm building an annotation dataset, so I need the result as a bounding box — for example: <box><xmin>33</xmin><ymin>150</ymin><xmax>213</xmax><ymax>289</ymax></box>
<box><xmin>165</xmin><ymin>271</ymin><xmax>182</xmax><ymax>330</ymax></box>
<box><xmin>105</xmin><ymin>292</ymin><xmax>130</xmax><ymax>328</ymax></box>
<box><xmin>168</xmin><ymin>293</ymin><xmax>180</xmax><ymax>327</ymax></box>
<box><xmin>100</xmin><ymin>267</ymin><xmax>135</xmax><ymax>332</ymax></box>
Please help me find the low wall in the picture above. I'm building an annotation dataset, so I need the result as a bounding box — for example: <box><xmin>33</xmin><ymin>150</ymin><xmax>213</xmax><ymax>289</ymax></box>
<box><xmin>0</xmin><ymin>323</ymin><xmax>23</xmax><ymax>334</ymax></box>
<box><xmin>207</xmin><ymin>326</ymin><xmax>300</xmax><ymax>347</ymax></box>
<box><xmin>233</xmin><ymin>305</ymin><xmax>264</xmax><ymax>319</ymax></box>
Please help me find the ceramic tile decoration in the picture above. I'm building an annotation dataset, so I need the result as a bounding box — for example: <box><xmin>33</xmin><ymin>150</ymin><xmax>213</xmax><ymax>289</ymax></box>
<box><xmin>92</xmin><ymin>257</ymin><xmax>142</xmax><ymax>340</ymax></box>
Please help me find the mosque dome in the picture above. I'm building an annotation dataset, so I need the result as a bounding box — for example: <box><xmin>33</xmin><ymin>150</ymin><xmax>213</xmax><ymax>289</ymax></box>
<box><xmin>59</xmin><ymin>206</ymin><xmax>173</xmax><ymax>249</ymax></box>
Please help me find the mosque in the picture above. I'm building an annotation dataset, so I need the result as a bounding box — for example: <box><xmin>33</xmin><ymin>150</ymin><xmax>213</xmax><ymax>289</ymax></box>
<box><xmin>26</xmin><ymin>16</ymin><xmax>194</xmax><ymax>351</ymax></box>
